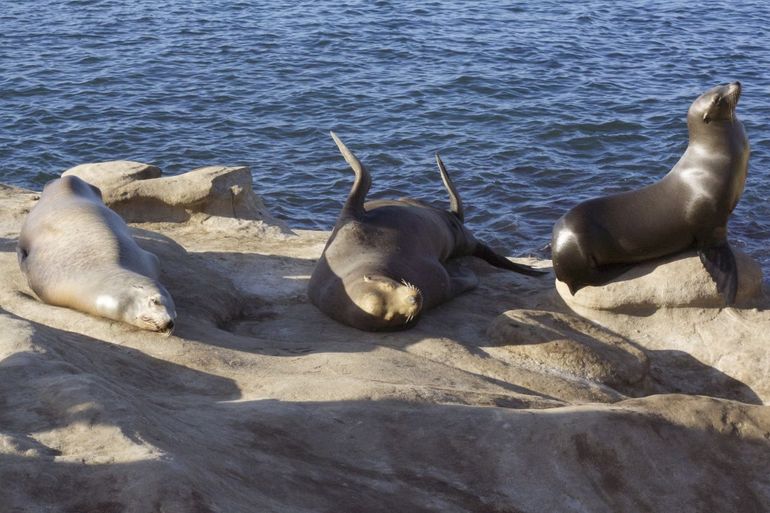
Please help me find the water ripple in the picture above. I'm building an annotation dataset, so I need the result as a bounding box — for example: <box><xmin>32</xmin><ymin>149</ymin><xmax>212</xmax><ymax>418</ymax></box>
<box><xmin>2</xmin><ymin>0</ymin><xmax>770</xmax><ymax>267</ymax></box>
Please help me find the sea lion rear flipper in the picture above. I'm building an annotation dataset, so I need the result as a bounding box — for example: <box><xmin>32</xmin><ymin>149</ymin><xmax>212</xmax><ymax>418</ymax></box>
<box><xmin>435</xmin><ymin>153</ymin><xmax>464</xmax><ymax>222</ymax></box>
<box><xmin>330</xmin><ymin>132</ymin><xmax>372</xmax><ymax>220</ymax></box>
<box><xmin>474</xmin><ymin>243</ymin><xmax>548</xmax><ymax>277</ymax></box>
<box><xmin>699</xmin><ymin>243</ymin><xmax>738</xmax><ymax>304</ymax></box>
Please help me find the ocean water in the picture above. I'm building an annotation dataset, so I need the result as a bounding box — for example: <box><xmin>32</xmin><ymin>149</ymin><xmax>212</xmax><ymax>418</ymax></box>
<box><xmin>3</xmin><ymin>1</ymin><xmax>770</xmax><ymax>265</ymax></box>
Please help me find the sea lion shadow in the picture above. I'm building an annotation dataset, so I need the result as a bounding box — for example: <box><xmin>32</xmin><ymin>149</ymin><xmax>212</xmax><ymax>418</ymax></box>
<box><xmin>645</xmin><ymin>348</ymin><xmax>763</xmax><ymax>404</ymax></box>
<box><xmin>592</xmin><ymin>255</ymin><xmax>676</xmax><ymax>286</ymax></box>
<box><xmin>0</xmin><ymin>237</ymin><xmax>17</xmax><ymax>253</ymax></box>
<box><xmin>129</xmin><ymin>229</ymin><xmax>304</xmax><ymax>330</ymax></box>
<box><xmin>141</xmin><ymin>242</ymin><xmax>323</xmax><ymax>352</ymax></box>
<box><xmin>535</xmin><ymin>295</ymin><xmax>763</xmax><ymax>404</ymax></box>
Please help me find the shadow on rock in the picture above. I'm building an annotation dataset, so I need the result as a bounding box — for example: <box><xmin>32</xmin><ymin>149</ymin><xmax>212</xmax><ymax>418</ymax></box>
<box><xmin>131</xmin><ymin>230</ymin><xmax>269</xmax><ymax>330</ymax></box>
<box><xmin>3</xmin><ymin>391</ymin><xmax>769</xmax><ymax>512</ymax></box>
<box><xmin>487</xmin><ymin>306</ymin><xmax>762</xmax><ymax>405</ymax></box>
<box><xmin>645</xmin><ymin>349</ymin><xmax>763</xmax><ymax>404</ymax></box>
<box><xmin>0</xmin><ymin>237</ymin><xmax>16</xmax><ymax>253</ymax></box>
<box><xmin>0</xmin><ymin>308</ymin><xmax>239</xmax><ymax>512</ymax></box>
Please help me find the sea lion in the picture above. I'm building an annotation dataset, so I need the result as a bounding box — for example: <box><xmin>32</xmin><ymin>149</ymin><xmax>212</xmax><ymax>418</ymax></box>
<box><xmin>308</xmin><ymin>132</ymin><xmax>545</xmax><ymax>331</ymax></box>
<box><xmin>17</xmin><ymin>175</ymin><xmax>177</xmax><ymax>332</ymax></box>
<box><xmin>551</xmin><ymin>81</ymin><xmax>749</xmax><ymax>304</ymax></box>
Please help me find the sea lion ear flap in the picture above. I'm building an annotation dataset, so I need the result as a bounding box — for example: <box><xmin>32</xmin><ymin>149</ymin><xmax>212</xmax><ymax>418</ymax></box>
<box><xmin>702</xmin><ymin>95</ymin><xmax>722</xmax><ymax>124</ymax></box>
<box><xmin>363</xmin><ymin>275</ymin><xmax>372</xmax><ymax>282</ymax></box>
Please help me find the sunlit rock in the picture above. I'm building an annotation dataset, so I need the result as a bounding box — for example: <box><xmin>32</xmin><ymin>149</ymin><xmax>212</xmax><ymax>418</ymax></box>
<box><xmin>63</xmin><ymin>161</ymin><xmax>288</xmax><ymax>230</ymax></box>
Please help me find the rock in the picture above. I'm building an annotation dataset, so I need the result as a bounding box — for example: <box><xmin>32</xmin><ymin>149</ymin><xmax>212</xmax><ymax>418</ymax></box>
<box><xmin>487</xmin><ymin>309</ymin><xmax>649</xmax><ymax>392</ymax></box>
<box><xmin>555</xmin><ymin>249</ymin><xmax>764</xmax><ymax>312</ymax></box>
<box><xmin>62</xmin><ymin>160</ymin><xmax>162</xmax><ymax>193</ymax></box>
<box><xmin>1</xmin><ymin>181</ymin><xmax>769</xmax><ymax>512</ymax></box>
<box><xmin>63</xmin><ymin>161</ymin><xmax>289</xmax><ymax>230</ymax></box>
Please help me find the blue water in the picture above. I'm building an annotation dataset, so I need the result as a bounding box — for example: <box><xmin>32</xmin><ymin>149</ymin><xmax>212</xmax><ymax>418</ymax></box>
<box><xmin>3</xmin><ymin>1</ymin><xmax>770</xmax><ymax>265</ymax></box>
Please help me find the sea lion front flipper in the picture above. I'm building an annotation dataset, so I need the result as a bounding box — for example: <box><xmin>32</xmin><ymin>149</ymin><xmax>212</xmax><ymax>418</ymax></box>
<box><xmin>699</xmin><ymin>243</ymin><xmax>738</xmax><ymax>304</ymax></box>
<box><xmin>16</xmin><ymin>244</ymin><xmax>29</xmax><ymax>271</ymax></box>
<box><xmin>444</xmin><ymin>260</ymin><xmax>479</xmax><ymax>298</ymax></box>
<box><xmin>330</xmin><ymin>132</ymin><xmax>372</xmax><ymax>220</ymax></box>
<box><xmin>435</xmin><ymin>153</ymin><xmax>464</xmax><ymax>222</ymax></box>
<box><xmin>473</xmin><ymin>243</ymin><xmax>548</xmax><ymax>277</ymax></box>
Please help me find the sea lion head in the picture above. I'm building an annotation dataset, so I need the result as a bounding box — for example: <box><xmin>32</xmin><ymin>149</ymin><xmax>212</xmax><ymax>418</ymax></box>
<box><xmin>97</xmin><ymin>280</ymin><xmax>177</xmax><ymax>334</ymax></box>
<box><xmin>346</xmin><ymin>275</ymin><xmax>423</xmax><ymax>331</ymax></box>
<box><xmin>688</xmin><ymin>81</ymin><xmax>741</xmax><ymax>127</ymax></box>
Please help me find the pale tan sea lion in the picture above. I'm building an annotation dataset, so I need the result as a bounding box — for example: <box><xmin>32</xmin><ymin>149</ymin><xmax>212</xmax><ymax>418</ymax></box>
<box><xmin>17</xmin><ymin>175</ymin><xmax>176</xmax><ymax>332</ymax></box>
<box><xmin>308</xmin><ymin>132</ymin><xmax>545</xmax><ymax>332</ymax></box>
<box><xmin>551</xmin><ymin>82</ymin><xmax>749</xmax><ymax>304</ymax></box>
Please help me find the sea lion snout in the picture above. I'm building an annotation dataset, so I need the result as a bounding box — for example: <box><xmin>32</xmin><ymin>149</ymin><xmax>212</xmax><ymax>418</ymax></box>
<box><xmin>691</xmin><ymin>81</ymin><xmax>743</xmax><ymax>125</ymax></box>
<box><xmin>161</xmin><ymin>319</ymin><xmax>175</xmax><ymax>335</ymax></box>
<box><xmin>130</xmin><ymin>286</ymin><xmax>177</xmax><ymax>332</ymax></box>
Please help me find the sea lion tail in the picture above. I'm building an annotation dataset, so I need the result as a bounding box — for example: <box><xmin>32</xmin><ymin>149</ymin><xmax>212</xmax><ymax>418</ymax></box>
<box><xmin>699</xmin><ymin>243</ymin><xmax>738</xmax><ymax>305</ymax></box>
<box><xmin>331</xmin><ymin>131</ymin><xmax>371</xmax><ymax>219</ymax></box>
<box><xmin>474</xmin><ymin>243</ymin><xmax>548</xmax><ymax>277</ymax></box>
<box><xmin>435</xmin><ymin>153</ymin><xmax>464</xmax><ymax>222</ymax></box>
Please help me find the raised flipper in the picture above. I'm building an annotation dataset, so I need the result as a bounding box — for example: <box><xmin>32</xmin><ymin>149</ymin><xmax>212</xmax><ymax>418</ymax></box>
<box><xmin>699</xmin><ymin>242</ymin><xmax>738</xmax><ymax>305</ymax></box>
<box><xmin>435</xmin><ymin>153</ymin><xmax>463</xmax><ymax>221</ymax></box>
<box><xmin>474</xmin><ymin>243</ymin><xmax>548</xmax><ymax>277</ymax></box>
<box><xmin>330</xmin><ymin>132</ymin><xmax>372</xmax><ymax>220</ymax></box>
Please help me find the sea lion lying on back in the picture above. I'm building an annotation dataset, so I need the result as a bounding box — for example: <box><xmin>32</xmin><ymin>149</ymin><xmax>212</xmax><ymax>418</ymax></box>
<box><xmin>308</xmin><ymin>132</ymin><xmax>545</xmax><ymax>331</ymax></box>
<box><xmin>17</xmin><ymin>175</ymin><xmax>177</xmax><ymax>332</ymax></box>
<box><xmin>551</xmin><ymin>82</ymin><xmax>749</xmax><ymax>304</ymax></box>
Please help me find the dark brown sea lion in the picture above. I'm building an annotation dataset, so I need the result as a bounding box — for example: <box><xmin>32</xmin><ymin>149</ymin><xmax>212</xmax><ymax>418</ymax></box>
<box><xmin>551</xmin><ymin>82</ymin><xmax>749</xmax><ymax>304</ymax></box>
<box><xmin>17</xmin><ymin>175</ymin><xmax>177</xmax><ymax>332</ymax></box>
<box><xmin>308</xmin><ymin>132</ymin><xmax>545</xmax><ymax>331</ymax></box>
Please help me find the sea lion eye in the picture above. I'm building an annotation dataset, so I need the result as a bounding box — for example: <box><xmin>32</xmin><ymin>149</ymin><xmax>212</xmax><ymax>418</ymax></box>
<box><xmin>150</xmin><ymin>297</ymin><xmax>161</xmax><ymax>306</ymax></box>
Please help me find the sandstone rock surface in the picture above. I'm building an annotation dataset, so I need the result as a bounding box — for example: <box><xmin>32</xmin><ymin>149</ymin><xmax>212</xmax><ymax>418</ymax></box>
<box><xmin>63</xmin><ymin>160</ymin><xmax>289</xmax><ymax>231</ymax></box>
<box><xmin>1</xmin><ymin>178</ymin><xmax>769</xmax><ymax>513</ymax></box>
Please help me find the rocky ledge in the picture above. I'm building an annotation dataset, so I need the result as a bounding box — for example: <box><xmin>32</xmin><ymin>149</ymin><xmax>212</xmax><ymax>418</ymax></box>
<box><xmin>1</xmin><ymin>162</ymin><xmax>769</xmax><ymax>513</ymax></box>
